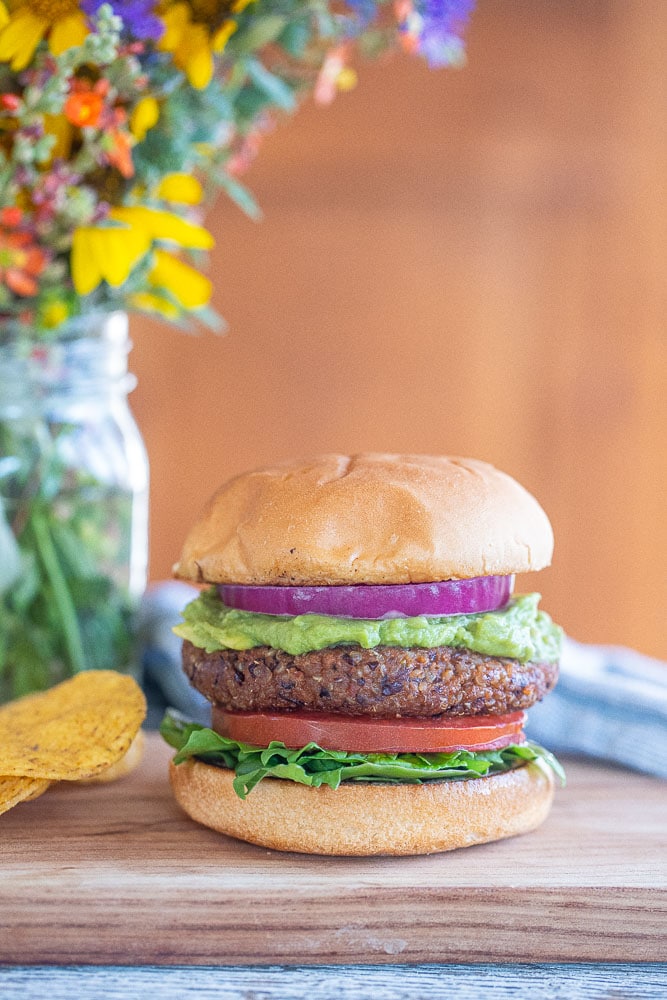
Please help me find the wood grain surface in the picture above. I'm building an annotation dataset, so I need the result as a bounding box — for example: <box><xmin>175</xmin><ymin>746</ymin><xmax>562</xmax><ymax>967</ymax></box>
<box><xmin>1</xmin><ymin>733</ymin><xmax>665</xmax><ymax>966</ymax></box>
<box><xmin>2</xmin><ymin>964</ymin><xmax>667</xmax><ymax>1000</ymax></box>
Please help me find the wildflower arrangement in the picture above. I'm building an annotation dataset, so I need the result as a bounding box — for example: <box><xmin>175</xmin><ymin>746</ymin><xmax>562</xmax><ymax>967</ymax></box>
<box><xmin>0</xmin><ymin>0</ymin><xmax>473</xmax><ymax>334</ymax></box>
<box><xmin>0</xmin><ymin>0</ymin><xmax>473</xmax><ymax>704</ymax></box>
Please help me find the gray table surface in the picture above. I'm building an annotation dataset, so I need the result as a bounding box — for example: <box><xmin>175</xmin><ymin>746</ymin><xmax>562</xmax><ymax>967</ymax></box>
<box><xmin>2</xmin><ymin>964</ymin><xmax>667</xmax><ymax>999</ymax></box>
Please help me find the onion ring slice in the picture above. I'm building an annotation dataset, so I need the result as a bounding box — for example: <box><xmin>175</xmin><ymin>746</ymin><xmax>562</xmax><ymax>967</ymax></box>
<box><xmin>217</xmin><ymin>575</ymin><xmax>513</xmax><ymax>619</ymax></box>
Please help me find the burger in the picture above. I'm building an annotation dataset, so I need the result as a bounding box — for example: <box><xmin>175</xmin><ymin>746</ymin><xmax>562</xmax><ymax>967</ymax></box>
<box><xmin>161</xmin><ymin>453</ymin><xmax>564</xmax><ymax>855</ymax></box>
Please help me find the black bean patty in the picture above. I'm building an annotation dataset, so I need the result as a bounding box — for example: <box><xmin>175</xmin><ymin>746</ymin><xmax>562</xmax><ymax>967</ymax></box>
<box><xmin>183</xmin><ymin>641</ymin><xmax>558</xmax><ymax>718</ymax></box>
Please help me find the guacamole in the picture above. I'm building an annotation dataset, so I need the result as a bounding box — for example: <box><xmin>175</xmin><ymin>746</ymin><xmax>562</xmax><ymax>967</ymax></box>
<box><xmin>174</xmin><ymin>589</ymin><xmax>562</xmax><ymax>662</ymax></box>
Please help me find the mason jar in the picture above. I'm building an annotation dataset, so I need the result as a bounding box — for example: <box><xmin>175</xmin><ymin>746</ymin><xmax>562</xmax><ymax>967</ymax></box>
<box><xmin>0</xmin><ymin>312</ymin><xmax>149</xmax><ymax>701</ymax></box>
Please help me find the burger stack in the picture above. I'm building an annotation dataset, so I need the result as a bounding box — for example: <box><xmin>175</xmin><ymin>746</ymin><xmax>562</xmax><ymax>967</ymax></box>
<box><xmin>162</xmin><ymin>453</ymin><xmax>563</xmax><ymax>855</ymax></box>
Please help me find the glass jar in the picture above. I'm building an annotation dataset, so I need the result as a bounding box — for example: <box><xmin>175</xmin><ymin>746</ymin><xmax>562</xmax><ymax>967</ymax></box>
<box><xmin>0</xmin><ymin>312</ymin><xmax>149</xmax><ymax>701</ymax></box>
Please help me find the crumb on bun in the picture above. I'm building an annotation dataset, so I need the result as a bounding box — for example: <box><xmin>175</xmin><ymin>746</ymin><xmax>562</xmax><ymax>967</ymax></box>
<box><xmin>169</xmin><ymin>758</ymin><xmax>555</xmax><ymax>856</ymax></box>
<box><xmin>174</xmin><ymin>453</ymin><xmax>553</xmax><ymax>586</ymax></box>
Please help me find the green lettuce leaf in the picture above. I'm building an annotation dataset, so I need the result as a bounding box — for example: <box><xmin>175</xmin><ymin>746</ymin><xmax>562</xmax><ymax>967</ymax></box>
<box><xmin>160</xmin><ymin>709</ymin><xmax>565</xmax><ymax>801</ymax></box>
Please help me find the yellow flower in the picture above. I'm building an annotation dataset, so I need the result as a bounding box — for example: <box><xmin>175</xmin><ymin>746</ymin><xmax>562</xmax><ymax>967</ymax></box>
<box><xmin>71</xmin><ymin>225</ymin><xmax>151</xmax><ymax>296</ymax></box>
<box><xmin>149</xmin><ymin>248</ymin><xmax>212</xmax><ymax>309</ymax></box>
<box><xmin>157</xmin><ymin>1</ymin><xmax>254</xmax><ymax>89</ymax></box>
<box><xmin>40</xmin><ymin>300</ymin><xmax>70</xmax><ymax>329</ymax></box>
<box><xmin>158</xmin><ymin>4</ymin><xmax>214</xmax><ymax>89</ymax></box>
<box><xmin>72</xmin><ymin>205</ymin><xmax>214</xmax><ymax>296</ymax></box>
<box><xmin>211</xmin><ymin>19</ymin><xmax>236</xmax><ymax>51</ymax></box>
<box><xmin>0</xmin><ymin>1</ymin><xmax>88</xmax><ymax>71</ymax></box>
<box><xmin>156</xmin><ymin>173</ymin><xmax>204</xmax><ymax>206</ymax></box>
<box><xmin>129</xmin><ymin>291</ymin><xmax>180</xmax><ymax>321</ymax></box>
<box><xmin>130</xmin><ymin>97</ymin><xmax>160</xmax><ymax>143</ymax></box>
<box><xmin>42</xmin><ymin>113</ymin><xmax>73</xmax><ymax>162</ymax></box>
<box><xmin>0</xmin><ymin>5</ymin><xmax>8</xmax><ymax>31</ymax></box>
<box><xmin>108</xmin><ymin>205</ymin><xmax>214</xmax><ymax>250</ymax></box>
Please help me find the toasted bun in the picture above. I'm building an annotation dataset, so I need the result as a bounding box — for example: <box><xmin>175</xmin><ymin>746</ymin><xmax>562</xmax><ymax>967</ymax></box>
<box><xmin>169</xmin><ymin>759</ymin><xmax>554</xmax><ymax>856</ymax></box>
<box><xmin>174</xmin><ymin>453</ymin><xmax>553</xmax><ymax>585</ymax></box>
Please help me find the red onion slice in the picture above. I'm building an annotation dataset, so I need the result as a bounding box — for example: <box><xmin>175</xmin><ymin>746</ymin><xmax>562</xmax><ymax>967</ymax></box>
<box><xmin>217</xmin><ymin>575</ymin><xmax>513</xmax><ymax>619</ymax></box>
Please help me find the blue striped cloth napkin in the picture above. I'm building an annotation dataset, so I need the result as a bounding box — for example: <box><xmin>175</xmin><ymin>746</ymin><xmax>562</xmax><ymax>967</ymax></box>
<box><xmin>526</xmin><ymin>636</ymin><xmax>667</xmax><ymax>778</ymax></box>
<box><xmin>140</xmin><ymin>583</ymin><xmax>667</xmax><ymax>779</ymax></box>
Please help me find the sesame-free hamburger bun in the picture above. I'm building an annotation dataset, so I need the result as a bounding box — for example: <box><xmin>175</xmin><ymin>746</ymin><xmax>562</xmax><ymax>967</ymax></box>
<box><xmin>169</xmin><ymin>756</ymin><xmax>555</xmax><ymax>856</ymax></box>
<box><xmin>174</xmin><ymin>453</ymin><xmax>554</xmax><ymax>586</ymax></box>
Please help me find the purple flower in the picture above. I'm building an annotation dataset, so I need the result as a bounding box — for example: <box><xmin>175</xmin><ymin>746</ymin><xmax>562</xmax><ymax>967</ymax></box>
<box><xmin>416</xmin><ymin>0</ymin><xmax>474</xmax><ymax>67</ymax></box>
<box><xmin>83</xmin><ymin>1</ymin><xmax>164</xmax><ymax>42</ymax></box>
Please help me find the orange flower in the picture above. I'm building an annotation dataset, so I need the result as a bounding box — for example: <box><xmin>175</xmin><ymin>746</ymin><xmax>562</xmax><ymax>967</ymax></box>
<box><xmin>64</xmin><ymin>78</ymin><xmax>109</xmax><ymax>129</ymax></box>
<box><xmin>63</xmin><ymin>80</ymin><xmax>134</xmax><ymax>177</ymax></box>
<box><xmin>0</xmin><ymin>206</ymin><xmax>22</xmax><ymax>227</ymax></box>
<box><xmin>0</xmin><ymin>230</ymin><xmax>46</xmax><ymax>297</ymax></box>
<box><xmin>105</xmin><ymin>128</ymin><xmax>134</xmax><ymax>178</ymax></box>
<box><xmin>64</xmin><ymin>90</ymin><xmax>104</xmax><ymax>128</ymax></box>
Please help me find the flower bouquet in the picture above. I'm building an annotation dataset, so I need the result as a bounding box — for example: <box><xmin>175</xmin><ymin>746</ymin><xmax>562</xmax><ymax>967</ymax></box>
<box><xmin>0</xmin><ymin>0</ymin><xmax>473</xmax><ymax>699</ymax></box>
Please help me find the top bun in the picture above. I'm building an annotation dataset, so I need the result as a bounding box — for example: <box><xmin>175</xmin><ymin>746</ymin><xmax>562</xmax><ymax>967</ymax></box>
<box><xmin>174</xmin><ymin>453</ymin><xmax>554</xmax><ymax>586</ymax></box>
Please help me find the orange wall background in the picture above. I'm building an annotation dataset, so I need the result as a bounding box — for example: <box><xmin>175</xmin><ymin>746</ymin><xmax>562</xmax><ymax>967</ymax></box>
<box><xmin>130</xmin><ymin>0</ymin><xmax>666</xmax><ymax>660</ymax></box>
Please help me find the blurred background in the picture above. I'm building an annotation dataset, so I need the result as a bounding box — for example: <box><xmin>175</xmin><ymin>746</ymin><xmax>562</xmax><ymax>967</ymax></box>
<box><xmin>130</xmin><ymin>0</ymin><xmax>665</xmax><ymax>660</ymax></box>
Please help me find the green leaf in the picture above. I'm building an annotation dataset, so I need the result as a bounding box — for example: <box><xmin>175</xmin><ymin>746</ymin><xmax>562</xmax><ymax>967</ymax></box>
<box><xmin>50</xmin><ymin>519</ymin><xmax>97</xmax><ymax>579</ymax></box>
<box><xmin>234</xmin><ymin>82</ymin><xmax>278</xmax><ymax>122</ymax></box>
<box><xmin>230</xmin><ymin>15</ymin><xmax>289</xmax><ymax>55</ymax></box>
<box><xmin>29</xmin><ymin>508</ymin><xmax>86</xmax><ymax>674</ymax></box>
<box><xmin>0</xmin><ymin>498</ymin><xmax>22</xmax><ymax>595</ymax></box>
<box><xmin>245</xmin><ymin>60</ymin><xmax>296</xmax><ymax>111</ymax></box>
<box><xmin>278</xmin><ymin>19</ymin><xmax>311</xmax><ymax>58</ymax></box>
<box><xmin>216</xmin><ymin>173</ymin><xmax>262</xmax><ymax>220</ymax></box>
<box><xmin>160</xmin><ymin>710</ymin><xmax>566</xmax><ymax>801</ymax></box>
<box><xmin>192</xmin><ymin>304</ymin><xmax>227</xmax><ymax>334</ymax></box>
<box><xmin>10</xmin><ymin>550</ymin><xmax>40</xmax><ymax>612</ymax></box>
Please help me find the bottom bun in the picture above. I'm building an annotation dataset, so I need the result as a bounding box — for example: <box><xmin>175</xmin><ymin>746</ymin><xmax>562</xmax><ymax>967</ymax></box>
<box><xmin>169</xmin><ymin>759</ymin><xmax>555</xmax><ymax>856</ymax></box>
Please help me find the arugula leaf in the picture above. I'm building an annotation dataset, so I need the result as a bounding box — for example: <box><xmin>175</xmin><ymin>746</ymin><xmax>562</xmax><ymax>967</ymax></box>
<box><xmin>160</xmin><ymin>710</ymin><xmax>565</xmax><ymax>801</ymax></box>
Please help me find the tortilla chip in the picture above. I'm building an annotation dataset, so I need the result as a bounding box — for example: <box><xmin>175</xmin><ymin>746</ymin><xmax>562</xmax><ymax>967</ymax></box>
<box><xmin>0</xmin><ymin>775</ymin><xmax>50</xmax><ymax>815</ymax></box>
<box><xmin>79</xmin><ymin>728</ymin><xmax>145</xmax><ymax>784</ymax></box>
<box><xmin>0</xmin><ymin>671</ymin><xmax>146</xmax><ymax>780</ymax></box>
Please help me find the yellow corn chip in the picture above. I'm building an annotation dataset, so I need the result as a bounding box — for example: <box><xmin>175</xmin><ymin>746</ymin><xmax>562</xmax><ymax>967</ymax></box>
<box><xmin>79</xmin><ymin>728</ymin><xmax>145</xmax><ymax>784</ymax></box>
<box><xmin>0</xmin><ymin>671</ymin><xmax>146</xmax><ymax>780</ymax></box>
<box><xmin>0</xmin><ymin>775</ymin><xmax>50</xmax><ymax>815</ymax></box>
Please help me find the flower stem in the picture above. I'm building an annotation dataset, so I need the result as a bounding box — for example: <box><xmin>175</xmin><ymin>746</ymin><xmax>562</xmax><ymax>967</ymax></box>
<box><xmin>30</xmin><ymin>508</ymin><xmax>87</xmax><ymax>675</ymax></box>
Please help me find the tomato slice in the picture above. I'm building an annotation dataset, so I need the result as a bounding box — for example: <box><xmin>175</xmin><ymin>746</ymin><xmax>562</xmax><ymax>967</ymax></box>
<box><xmin>211</xmin><ymin>707</ymin><xmax>526</xmax><ymax>753</ymax></box>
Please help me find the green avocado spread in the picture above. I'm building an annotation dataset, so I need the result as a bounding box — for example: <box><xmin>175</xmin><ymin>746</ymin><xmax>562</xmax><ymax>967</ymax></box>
<box><xmin>174</xmin><ymin>589</ymin><xmax>562</xmax><ymax>662</ymax></box>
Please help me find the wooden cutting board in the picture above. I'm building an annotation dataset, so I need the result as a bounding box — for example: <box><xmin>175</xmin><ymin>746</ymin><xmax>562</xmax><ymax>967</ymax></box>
<box><xmin>1</xmin><ymin>733</ymin><xmax>665</xmax><ymax>965</ymax></box>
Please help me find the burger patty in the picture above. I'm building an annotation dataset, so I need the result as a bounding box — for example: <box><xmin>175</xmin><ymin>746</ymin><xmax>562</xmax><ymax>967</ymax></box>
<box><xmin>183</xmin><ymin>641</ymin><xmax>558</xmax><ymax>718</ymax></box>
